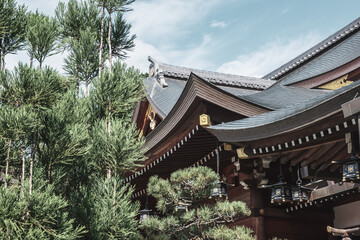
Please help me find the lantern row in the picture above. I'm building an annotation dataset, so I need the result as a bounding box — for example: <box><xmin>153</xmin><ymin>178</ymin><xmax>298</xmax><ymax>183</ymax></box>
<box><xmin>125</xmin><ymin>125</ymin><xmax>200</xmax><ymax>184</ymax></box>
<box><xmin>252</xmin><ymin>118</ymin><xmax>357</xmax><ymax>156</ymax></box>
<box><xmin>285</xmin><ymin>189</ymin><xmax>358</xmax><ymax>212</ymax></box>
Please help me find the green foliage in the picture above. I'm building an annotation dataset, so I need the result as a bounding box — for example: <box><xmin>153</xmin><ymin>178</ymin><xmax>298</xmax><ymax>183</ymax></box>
<box><xmin>0</xmin><ymin>63</ymin><xmax>69</xmax><ymax>109</ymax></box>
<box><xmin>104</xmin><ymin>12</ymin><xmax>135</xmax><ymax>60</ymax></box>
<box><xmin>89</xmin><ymin>61</ymin><xmax>144</xmax><ymax>121</ymax></box>
<box><xmin>206</xmin><ymin>225</ymin><xmax>255</xmax><ymax>240</ymax></box>
<box><xmin>64</xmin><ymin>28</ymin><xmax>99</xmax><ymax>93</ymax></box>
<box><xmin>55</xmin><ymin>0</ymin><xmax>100</xmax><ymax>45</ymax></box>
<box><xmin>142</xmin><ymin>167</ymin><xmax>254</xmax><ymax>240</ymax></box>
<box><xmin>0</xmin><ymin>0</ymin><xmax>27</xmax><ymax>70</ymax></box>
<box><xmin>25</xmin><ymin>11</ymin><xmax>61</xmax><ymax>68</ymax></box>
<box><xmin>87</xmin><ymin>178</ymin><xmax>140</xmax><ymax>240</ymax></box>
<box><xmin>0</xmin><ymin>181</ymin><xmax>86</xmax><ymax>239</ymax></box>
<box><xmin>89</xmin><ymin>118</ymin><xmax>145</xmax><ymax>175</ymax></box>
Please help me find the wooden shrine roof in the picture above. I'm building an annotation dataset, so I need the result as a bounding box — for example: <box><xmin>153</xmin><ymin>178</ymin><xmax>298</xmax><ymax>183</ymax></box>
<box><xmin>264</xmin><ymin>17</ymin><xmax>360</xmax><ymax>81</ymax></box>
<box><xmin>207</xmin><ymin>80</ymin><xmax>360</xmax><ymax>142</ymax></box>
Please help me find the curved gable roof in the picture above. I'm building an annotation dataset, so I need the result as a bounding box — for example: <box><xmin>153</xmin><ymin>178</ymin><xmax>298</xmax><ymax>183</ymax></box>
<box><xmin>264</xmin><ymin>17</ymin><xmax>360</xmax><ymax>82</ymax></box>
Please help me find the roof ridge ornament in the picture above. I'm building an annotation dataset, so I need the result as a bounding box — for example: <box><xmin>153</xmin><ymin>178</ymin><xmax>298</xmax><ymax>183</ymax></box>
<box><xmin>148</xmin><ymin>56</ymin><xmax>168</xmax><ymax>88</ymax></box>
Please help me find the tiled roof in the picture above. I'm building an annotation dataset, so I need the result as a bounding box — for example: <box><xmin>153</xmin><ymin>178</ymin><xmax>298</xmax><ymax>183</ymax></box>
<box><xmin>270</xmin><ymin>30</ymin><xmax>360</xmax><ymax>87</ymax></box>
<box><xmin>264</xmin><ymin>17</ymin><xmax>360</xmax><ymax>81</ymax></box>
<box><xmin>149</xmin><ymin>56</ymin><xmax>275</xmax><ymax>90</ymax></box>
<box><xmin>207</xmin><ymin>81</ymin><xmax>360</xmax><ymax>142</ymax></box>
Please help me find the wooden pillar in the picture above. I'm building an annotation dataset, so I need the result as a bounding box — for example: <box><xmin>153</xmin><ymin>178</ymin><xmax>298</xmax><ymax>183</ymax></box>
<box><xmin>250</xmin><ymin>189</ymin><xmax>266</xmax><ymax>240</ymax></box>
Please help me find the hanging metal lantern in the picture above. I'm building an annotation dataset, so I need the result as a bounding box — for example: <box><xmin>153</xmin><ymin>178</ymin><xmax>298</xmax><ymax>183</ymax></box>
<box><xmin>291</xmin><ymin>168</ymin><xmax>311</xmax><ymax>203</ymax></box>
<box><xmin>270</xmin><ymin>182</ymin><xmax>292</xmax><ymax>204</ymax></box>
<box><xmin>292</xmin><ymin>186</ymin><xmax>310</xmax><ymax>202</ymax></box>
<box><xmin>262</xmin><ymin>161</ymin><xmax>291</xmax><ymax>204</ymax></box>
<box><xmin>210</xmin><ymin>180</ymin><xmax>227</xmax><ymax>199</ymax></box>
<box><xmin>175</xmin><ymin>199</ymin><xmax>191</xmax><ymax>212</ymax></box>
<box><xmin>139</xmin><ymin>195</ymin><xmax>151</xmax><ymax>223</ymax></box>
<box><xmin>342</xmin><ymin>157</ymin><xmax>360</xmax><ymax>182</ymax></box>
<box><xmin>333</xmin><ymin>153</ymin><xmax>360</xmax><ymax>183</ymax></box>
<box><xmin>138</xmin><ymin>208</ymin><xmax>151</xmax><ymax>223</ymax></box>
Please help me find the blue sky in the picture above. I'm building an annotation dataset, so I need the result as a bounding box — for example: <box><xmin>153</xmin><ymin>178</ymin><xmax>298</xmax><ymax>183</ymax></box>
<box><xmin>9</xmin><ymin>0</ymin><xmax>360</xmax><ymax>77</ymax></box>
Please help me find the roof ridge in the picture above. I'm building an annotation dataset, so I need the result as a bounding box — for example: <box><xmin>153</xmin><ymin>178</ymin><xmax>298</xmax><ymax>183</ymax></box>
<box><xmin>148</xmin><ymin>56</ymin><xmax>275</xmax><ymax>90</ymax></box>
<box><xmin>263</xmin><ymin>17</ymin><xmax>360</xmax><ymax>80</ymax></box>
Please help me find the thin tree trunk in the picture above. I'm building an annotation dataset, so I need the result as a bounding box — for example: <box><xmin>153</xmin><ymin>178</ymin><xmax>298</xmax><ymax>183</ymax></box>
<box><xmin>76</xmin><ymin>72</ymin><xmax>79</xmax><ymax>96</ymax></box>
<box><xmin>29</xmin><ymin>147</ymin><xmax>34</xmax><ymax>195</ymax></box>
<box><xmin>5</xmin><ymin>139</ymin><xmax>11</xmax><ymax>188</ymax></box>
<box><xmin>99</xmin><ymin>4</ymin><xmax>105</xmax><ymax>77</ymax></box>
<box><xmin>48</xmin><ymin>158</ymin><xmax>52</xmax><ymax>184</ymax></box>
<box><xmin>107</xmin><ymin>11</ymin><xmax>112</xmax><ymax>73</ymax></box>
<box><xmin>21</xmin><ymin>141</ymin><xmax>25</xmax><ymax>197</ymax></box>
<box><xmin>106</xmin><ymin>99</ymin><xmax>111</xmax><ymax>179</ymax></box>
<box><xmin>86</xmin><ymin>79</ymin><xmax>88</xmax><ymax>97</ymax></box>
<box><xmin>1</xmin><ymin>54</ymin><xmax>5</xmax><ymax>72</ymax></box>
<box><xmin>30</xmin><ymin>56</ymin><xmax>33</xmax><ymax>68</ymax></box>
<box><xmin>113</xmin><ymin>172</ymin><xmax>117</xmax><ymax>206</ymax></box>
<box><xmin>39</xmin><ymin>61</ymin><xmax>42</xmax><ymax>70</ymax></box>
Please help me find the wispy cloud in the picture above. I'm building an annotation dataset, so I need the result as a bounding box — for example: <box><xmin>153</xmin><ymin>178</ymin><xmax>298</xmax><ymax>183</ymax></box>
<box><xmin>126</xmin><ymin>0</ymin><xmax>221</xmax><ymax>72</ymax></box>
<box><xmin>127</xmin><ymin>0</ymin><xmax>221</xmax><ymax>42</ymax></box>
<box><xmin>217</xmin><ymin>32</ymin><xmax>322</xmax><ymax>77</ymax></box>
<box><xmin>210</xmin><ymin>20</ymin><xmax>227</xmax><ymax>28</ymax></box>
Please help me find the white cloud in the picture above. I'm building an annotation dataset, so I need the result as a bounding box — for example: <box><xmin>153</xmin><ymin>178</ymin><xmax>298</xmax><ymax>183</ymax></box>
<box><xmin>127</xmin><ymin>0</ymin><xmax>221</xmax><ymax>42</ymax></box>
<box><xmin>210</xmin><ymin>20</ymin><xmax>227</xmax><ymax>28</ymax></box>
<box><xmin>217</xmin><ymin>32</ymin><xmax>322</xmax><ymax>77</ymax></box>
<box><xmin>6</xmin><ymin>50</ymin><xmax>67</xmax><ymax>74</ymax></box>
<box><xmin>126</xmin><ymin>39</ymin><xmax>168</xmax><ymax>73</ymax></box>
<box><xmin>17</xmin><ymin>0</ymin><xmax>68</xmax><ymax>15</ymax></box>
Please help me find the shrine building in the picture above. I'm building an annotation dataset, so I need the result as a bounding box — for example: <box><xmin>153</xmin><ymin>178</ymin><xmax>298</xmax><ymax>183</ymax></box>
<box><xmin>130</xmin><ymin>17</ymin><xmax>360</xmax><ymax>240</ymax></box>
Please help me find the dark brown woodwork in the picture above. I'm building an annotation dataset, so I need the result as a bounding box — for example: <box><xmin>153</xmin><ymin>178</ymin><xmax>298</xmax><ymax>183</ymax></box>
<box><xmin>291</xmin><ymin>57</ymin><xmax>360</xmax><ymax>89</ymax></box>
<box><xmin>311</xmin><ymin>142</ymin><xmax>345</xmax><ymax>169</ymax></box>
<box><xmin>300</xmin><ymin>165</ymin><xmax>341</xmax><ymax>180</ymax></box>
<box><xmin>280</xmin><ymin>151</ymin><xmax>299</xmax><ymax>164</ymax></box>
<box><xmin>291</xmin><ymin>147</ymin><xmax>319</xmax><ymax>166</ymax></box>
<box><xmin>301</xmin><ymin>144</ymin><xmax>334</xmax><ymax>167</ymax></box>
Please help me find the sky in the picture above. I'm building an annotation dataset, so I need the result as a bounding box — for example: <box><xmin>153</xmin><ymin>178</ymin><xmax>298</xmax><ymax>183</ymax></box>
<box><xmin>8</xmin><ymin>0</ymin><xmax>360</xmax><ymax>78</ymax></box>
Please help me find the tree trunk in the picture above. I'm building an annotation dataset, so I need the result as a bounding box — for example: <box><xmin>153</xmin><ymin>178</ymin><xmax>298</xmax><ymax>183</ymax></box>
<box><xmin>106</xmin><ymin>99</ymin><xmax>112</xmax><ymax>179</ymax></box>
<box><xmin>107</xmin><ymin>11</ymin><xmax>112</xmax><ymax>73</ymax></box>
<box><xmin>48</xmin><ymin>158</ymin><xmax>52</xmax><ymax>184</ymax></box>
<box><xmin>5</xmin><ymin>139</ymin><xmax>11</xmax><ymax>188</ymax></box>
<box><xmin>30</xmin><ymin>56</ymin><xmax>33</xmax><ymax>68</ymax></box>
<box><xmin>29</xmin><ymin>145</ymin><xmax>34</xmax><ymax>195</ymax></box>
<box><xmin>99</xmin><ymin>4</ymin><xmax>105</xmax><ymax>77</ymax></box>
<box><xmin>113</xmin><ymin>172</ymin><xmax>117</xmax><ymax>206</ymax></box>
<box><xmin>86</xmin><ymin>78</ymin><xmax>88</xmax><ymax>97</ymax></box>
<box><xmin>21</xmin><ymin>141</ymin><xmax>25</xmax><ymax>197</ymax></box>
<box><xmin>1</xmin><ymin>54</ymin><xmax>5</xmax><ymax>72</ymax></box>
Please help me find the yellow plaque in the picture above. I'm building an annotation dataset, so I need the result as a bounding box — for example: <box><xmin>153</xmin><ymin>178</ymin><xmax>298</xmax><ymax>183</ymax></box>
<box><xmin>199</xmin><ymin>114</ymin><xmax>211</xmax><ymax>127</ymax></box>
<box><xmin>223</xmin><ymin>143</ymin><xmax>232</xmax><ymax>151</ymax></box>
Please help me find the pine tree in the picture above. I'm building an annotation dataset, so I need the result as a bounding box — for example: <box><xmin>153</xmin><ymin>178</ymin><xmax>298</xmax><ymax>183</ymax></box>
<box><xmin>104</xmin><ymin>0</ymin><xmax>135</xmax><ymax>72</ymax></box>
<box><xmin>0</xmin><ymin>179</ymin><xmax>86</xmax><ymax>239</ymax></box>
<box><xmin>141</xmin><ymin>166</ymin><xmax>256</xmax><ymax>240</ymax></box>
<box><xmin>104</xmin><ymin>12</ymin><xmax>135</xmax><ymax>61</ymax></box>
<box><xmin>25</xmin><ymin>11</ymin><xmax>61</xmax><ymax>69</ymax></box>
<box><xmin>64</xmin><ymin>28</ymin><xmax>99</xmax><ymax>96</ymax></box>
<box><xmin>0</xmin><ymin>0</ymin><xmax>26</xmax><ymax>72</ymax></box>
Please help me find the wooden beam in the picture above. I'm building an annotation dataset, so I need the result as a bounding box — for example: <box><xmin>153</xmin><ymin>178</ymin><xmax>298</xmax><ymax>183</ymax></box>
<box><xmin>300</xmin><ymin>165</ymin><xmax>341</xmax><ymax>181</ymax></box>
<box><xmin>342</xmin><ymin>97</ymin><xmax>360</xmax><ymax>118</ymax></box>
<box><xmin>301</xmin><ymin>144</ymin><xmax>334</xmax><ymax>167</ymax></box>
<box><xmin>311</xmin><ymin>142</ymin><xmax>345</xmax><ymax>169</ymax></box>
<box><xmin>327</xmin><ymin>225</ymin><xmax>360</xmax><ymax>237</ymax></box>
<box><xmin>291</xmin><ymin>147</ymin><xmax>319</xmax><ymax>166</ymax></box>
